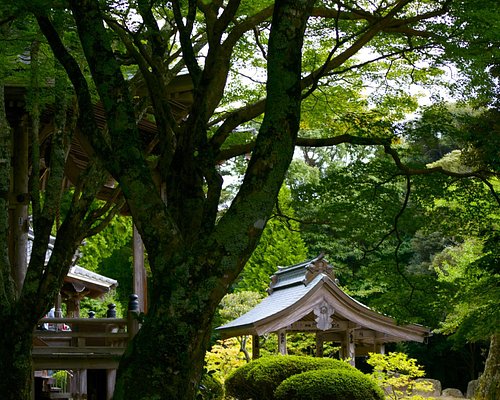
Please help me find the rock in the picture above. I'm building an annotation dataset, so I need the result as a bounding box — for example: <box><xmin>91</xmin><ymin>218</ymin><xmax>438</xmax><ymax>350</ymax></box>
<box><xmin>467</xmin><ymin>379</ymin><xmax>479</xmax><ymax>399</ymax></box>
<box><xmin>413</xmin><ymin>378</ymin><xmax>442</xmax><ymax>397</ymax></box>
<box><xmin>442</xmin><ymin>388</ymin><xmax>464</xmax><ymax>398</ymax></box>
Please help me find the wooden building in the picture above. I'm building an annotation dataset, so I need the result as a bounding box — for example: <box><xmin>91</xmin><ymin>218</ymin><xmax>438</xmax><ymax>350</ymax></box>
<box><xmin>5</xmin><ymin>75</ymin><xmax>192</xmax><ymax>312</ymax></box>
<box><xmin>4</xmin><ymin>75</ymin><xmax>192</xmax><ymax>399</ymax></box>
<box><xmin>29</xmin><ymin>228</ymin><xmax>127</xmax><ymax>400</ymax></box>
<box><xmin>217</xmin><ymin>254</ymin><xmax>430</xmax><ymax>365</ymax></box>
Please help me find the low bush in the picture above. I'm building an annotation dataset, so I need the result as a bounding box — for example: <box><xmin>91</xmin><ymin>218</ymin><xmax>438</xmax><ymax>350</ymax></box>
<box><xmin>274</xmin><ymin>368</ymin><xmax>385</xmax><ymax>400</ymax></box>
<box><xmin>224</xmin><ymin>355</ymin><xmax>353</xmax><ymax>400</ymax></box>
<box><xmin>197</xmin><ymin>373</ymin><xmax>224</xmax><ymax>400</ymax></box>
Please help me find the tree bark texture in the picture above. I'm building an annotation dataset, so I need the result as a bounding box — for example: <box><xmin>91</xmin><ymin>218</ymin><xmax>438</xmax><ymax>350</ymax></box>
<box><xmin>476</xmin><ymin>333</ymin><xmax>500</xmax><ymax>400</ymax></box>
<box><xmin>0</xmin><ymin>312</ymin><xmax>35</xmax><ymax>399</ymax></box>
<box><xmin>117</xmin><ymin>0</ymin><xmax>313</xmax><ymax>396</ymax></box>
<box><xmin>55</xmin><ymin>0</ymin><xmax>313</xmax><ymax>398</ymax></box>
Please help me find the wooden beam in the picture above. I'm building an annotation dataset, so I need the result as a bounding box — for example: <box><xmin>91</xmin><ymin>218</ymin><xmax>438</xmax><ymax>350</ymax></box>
<box><xmin>32</xmin><ymin>347</ymin><xmax>125</xmax><ymax>355</ymax></box>
<box><xmin>278</xmin><ymin>330</ymin><xmax>287</xmax><ymax>355</ymax></box>
<box><xmin>252</xmin><ymin>335</ymin><xmax>260</xmax><ymax>360</ymax></box>
<box><xmin>106</xmin><ymin>369</ymin><xmax>116</xmax><ymax>400</ymax></box>
<box><xmin>341</xmin><ymin>329</ymin><xmax>356</xmax><ymax>367</ymax></box>
<box><xmin>33</xmin><ymin>356</ymin><xmax>121</xmax><ymax>370</ymax></box>
<box><xmin>10</xmin><ymin>117</ymin><xmax>29</xmax><ymax>295</ymax></box>
<box><xmin>315</xmin><ymin>333</ymin><xmax>324</xmax><ymax>357</ymax></box>
<box><xmin>133</xmin><ymin>225</ymin><xmax>147</xmax><ymax>313</ymax></box>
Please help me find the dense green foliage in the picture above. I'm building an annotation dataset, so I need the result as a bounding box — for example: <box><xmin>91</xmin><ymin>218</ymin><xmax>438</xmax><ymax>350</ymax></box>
<box><xmin>367</xmin><ymin>352</ymin><xmax>432</xmax><ymax>399</ymax></box>
<box><xmin>197</xmin><ymin>373</ymin><xmax>224</xmax><ymax>400</ymax></box>
<box><xmin>234</xmin><ymin>187</ymin><xmax>308</xmax><ymax>293</ymax></box>
<box><xmin>224</xmin><ymin>355</ymin><xmax>352</xmax><ymax>400</ymax></box>
<box><xmin>274</xmin><ymin>368</ymin><xmax>384</xmax><ymax>400</ymax></box>
<box><xmin>282</xmin><ymin>101</ymin><xmax>500</xmax><ymax>391</ymax></box>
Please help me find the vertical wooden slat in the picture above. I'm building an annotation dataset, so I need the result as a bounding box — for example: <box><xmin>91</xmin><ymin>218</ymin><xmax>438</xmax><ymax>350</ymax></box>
<box><xmin>278</xmin><ymin>330</ymin><xmax>287</xmax><ymax>355</ymax></box>
<box><xmin>133</xmin><ymin>225</ymin><xmax>147</xmax><ymax>313</ymax></box>
<box><xmin>315</xmin><ymin>332</ymin><xmax>324</xmax><ymax>357</ymax></box>
<box><xmin>11</xmin><ymin>117</ymin><xmax>29</xmax><ymax>295</ymax></box>
<box><xmin>252</xmin><ymin>335</ymin><xmax>260</xmax><ymax>360</ymax></box>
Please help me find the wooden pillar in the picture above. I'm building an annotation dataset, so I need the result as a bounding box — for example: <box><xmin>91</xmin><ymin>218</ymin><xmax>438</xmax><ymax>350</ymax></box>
<box><xmin>127</xmin><ymin>294</ymin><xmax>140</xmax><ymax>338</ymax></box>
<box><xmin>10</xmin><ymin>117</ymin><xmax>29</xmax><ymax>295</ymax></box>
<box><xmin>315</xmin><ymin>332</ymin><xmax>324</xmax><ymax>357</ymax></box>
<box><xmin>65</xmin><ymin>291</ymin><xmax>86</xmax><ymax>318</ymax></box>
<box><xmin>374</xmin><ymin>343</ymin><xmax>385</xmax><ymax>354</ymax></box>
<box><xmin>341</xmin><ymin>329</ymin><xmax>355</xmax><ymax>366</ymax></box>
<box><xmin>70</xmin><ymin>370</ymin><xmax>87</xmax><ymax>400</ymax></box>
<box><xmin>252</xmin><ymin>335</ymin><xmax>260</xmax><ymax>360</ymax></box>
<box><xmin>278</xmin><ymin>330</ymin><xmax>287</xmax><ymax>355</ymax></box>
<box><xmin>133</xmin><ymin>225</ymin><xmax>147</xmax><ymax>313</ymax></box>
<box><xmin>55</xmin><ymin>293</ymin><xmax>63</xmax><ymax>318</ymax></box>
<box><xmin>106</xmin><ymin>369</ymin><xmax>116</xmax><ymax>400</ymax></box>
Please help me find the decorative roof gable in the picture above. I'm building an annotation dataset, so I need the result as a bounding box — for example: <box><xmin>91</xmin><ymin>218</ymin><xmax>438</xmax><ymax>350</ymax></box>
<box><xmin>217</xmin><ymin>254</ymin><xmax>430</xmax><ymax>344</ymax></box>
<box><xmin>268</xmin><ymin>253</ymin><xmax>334</xmax><ymax>293</ymax></box>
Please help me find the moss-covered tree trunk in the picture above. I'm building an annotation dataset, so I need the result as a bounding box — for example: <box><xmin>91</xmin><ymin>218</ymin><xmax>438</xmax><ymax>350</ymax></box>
<box><xmin>0</xmin><ymin>308</ymin><xmax>36</xmax><ymax>399</ymax></box>
<box><xmin>476</xmin><ymin>332</ymin><xmax>500</xmax><ymax>400</ymax></box>
<box><xmin>42</xmin><ymin>0</ymin><xmax>314</xmax><ymax>398</ymax></box>
<box><xmin>0</xmin><ymin>46</ymin><xmax>116</xmax><ymax>398</ymax></box>
<box><xmin>0</xmin><ymin>80</ymin><xmax>34</xmax><ymax>400</ymax></box>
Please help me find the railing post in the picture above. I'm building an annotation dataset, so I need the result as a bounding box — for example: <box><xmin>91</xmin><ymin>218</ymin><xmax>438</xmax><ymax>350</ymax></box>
<box><xmin>107</xmin><ymin>303</ymin><xmax>116</xmax><ymax>318</ymax></box>
<box><xmin>127</xmin><ymin>294</ymin><xmax>140</xmax><ymax>338</ymax></box>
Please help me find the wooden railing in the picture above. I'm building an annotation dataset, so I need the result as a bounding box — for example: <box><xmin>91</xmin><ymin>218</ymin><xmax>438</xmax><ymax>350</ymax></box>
<box><xmin>33</xmin><ymin>296</ymin><xmax>140</xmax><ymax>370</ymax></box>
<box><xmin>33</xmin><ymin>317</ymin><xmax>131</xmax><ymax>369</ymax></box>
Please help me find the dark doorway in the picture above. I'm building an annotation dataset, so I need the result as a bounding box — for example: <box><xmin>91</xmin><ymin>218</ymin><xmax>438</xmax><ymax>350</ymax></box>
<box><xmin>87</xmin><ymin>369</ymin><xmax>107</xmax><ymax>400</ymax></box>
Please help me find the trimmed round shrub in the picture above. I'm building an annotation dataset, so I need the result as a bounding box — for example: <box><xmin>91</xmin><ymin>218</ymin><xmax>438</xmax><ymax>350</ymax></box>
<box><xmin>274</xmin><ymin>368</ymin><xmax>385</xmax><ymax>400</ymax></box>
<box><xmin>198</xmin><ymin>373</ymin><xmax>224</xmax><ymax>400</ymax></box>
<box><xmin>225</xmin><ymin>355</ymin><xmax>354</xmax><ymax>400</ymax></box>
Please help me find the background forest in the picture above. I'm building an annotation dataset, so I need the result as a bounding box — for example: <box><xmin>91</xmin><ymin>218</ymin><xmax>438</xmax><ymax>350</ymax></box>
<box><xmin>79</xmin><ymin>104</ymin><xmax>500</xmax><ymax>392</ymax></box>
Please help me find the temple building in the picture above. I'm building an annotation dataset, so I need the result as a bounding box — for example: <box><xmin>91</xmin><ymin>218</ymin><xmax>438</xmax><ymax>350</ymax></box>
<box><xmin>217</xmin><ymin>254</ymin><xmax>430</xmax><ymax>366</ymax></box>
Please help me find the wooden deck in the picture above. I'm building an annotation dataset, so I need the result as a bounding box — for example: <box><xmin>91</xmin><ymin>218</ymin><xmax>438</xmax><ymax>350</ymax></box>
<box><xmin>33</xmin><ymin>317</ymin><xmax>133</xmax><ymax>370</ymax></box>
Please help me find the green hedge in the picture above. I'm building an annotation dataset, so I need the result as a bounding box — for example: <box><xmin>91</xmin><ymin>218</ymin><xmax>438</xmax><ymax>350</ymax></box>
<box><xmin>225</xmin><ymin>355</ymin><xmax>353</xmax><ymax>400</ymax></box>
<box><xmin>197</xmin><ymin>373</ymin><xmax>224</xmax><ymax>400</ymax></box>
<box><xmin>274</xmin><ymin>368</ymin><xmax>385</xmax><ymax>400</ymax></box>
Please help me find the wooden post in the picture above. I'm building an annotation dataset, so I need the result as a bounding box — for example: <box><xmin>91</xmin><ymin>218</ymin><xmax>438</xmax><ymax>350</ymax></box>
<box><xmin>106</xmin><ymin>369</ymin><xmax>116</xmax><ymax>400</ymax></box>
<box><xmin>65</xmin><ymin>292</ymin><xmax>86</xmax><ymax>318</ymax></box>
<box><xmin>107</xmin><ymin>303</ymin><xmax>119</xmax><ymax>400</ymax></box>
<box><xmin>70</xmin><ymin>370</ymin><xmax>87</xmax><ymax>400</ymax></box>
<box><xmin>278</xmin><ymin>330</ymin><xmax>287</xmax><ymax>355</ymax></box>
<box><xmin>252</xmin><ymin>335</ymin><xmax>260</xmax><ymax>360</ymax></box>
<box><xmin>315</xmin><ymin>332</ymin><xmax>324</xmax><ymax>357</ymax></box>
<box><xmin>55</xmin><ymin>293</ymin><xmax>63</xmax><ymax>318</ymax></box>
<box><xmin>10</xmin><ymin>117</ymin><xmax>29</xmax><ymax>295</ymax></box>
<box><xmin>374</xmin><ymin>343</ymin><xmax>385</xmax><ymax>354</ymax></box>
<box><xmin>127</xmin><ymin>294</ymin><xmax>140</xmax><ymax>339</ymax></box>
<box><xmin>133</xmin><ymin>226</ymin><xmax>147</xmax><ymax>313</ymax></box>
<box><xmin>345</xmin><ymin>329</ymin><xmax>355</xmax><ymax>367</ymax></box>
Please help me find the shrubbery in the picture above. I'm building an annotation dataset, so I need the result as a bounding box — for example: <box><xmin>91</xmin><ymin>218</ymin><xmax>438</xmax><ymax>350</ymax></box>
<box><xmin>367</xmin><ymin>352</ymin><xmax>433</xmax><ymax>399</ymax></box>
<box><xmin>224</xmin><ymin>355</ymin><xmax>353</xmax><ymax>400</ymax></box>
<box><xmin>197</xmin><ymin>373</ymin><xmax>224</xmax><ymax>400</ymax></box>
<box><xmin>274</xmin><ymin>368</ymin><xmax>385</xmax><ymax>400</ymax></box>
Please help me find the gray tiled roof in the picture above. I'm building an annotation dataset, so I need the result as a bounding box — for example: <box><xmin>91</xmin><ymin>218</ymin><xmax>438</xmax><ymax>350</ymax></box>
<box><xmin>218</xmin><ymin>273</ymin><xmax>324</xmax><ymax>331</ymax></box>
<box><xmin>216</xmin><ymin>255</ymin><xmax>430</xmax><ymax>342</ymax></box>
<box><xmin>67</xmin><ymin>265</ymin><xmax>118</xmax><ymax>289</ymax></box>
<box><xmin>27</xmin><ymin>227</ymin><xmax>117</xmax><ymax>290</ymax></box>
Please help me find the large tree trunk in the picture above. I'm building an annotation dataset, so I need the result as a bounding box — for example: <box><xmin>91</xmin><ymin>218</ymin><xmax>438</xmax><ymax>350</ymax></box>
<box><xmin>43</xmin><ymin>0</ymin><xmax>313</xmax><ymax>397</ymax></box>
<box><xmin>113</xmin><ymin>1</ymin><xmax>313</xmax><ymax>398</ymax></box>
<box><xmin>476</xmin><ymin>333</ymin><xmax>500</xmax><ymax>400</ymax></box>
<box><xmin>114</xmin><ymin>267</ymin><xmax>216</xmax><ymax>399</ymax></box>
<box><xmin>0</xmin><ymin>310</ymin><xmax>35</xmax><ymax>400</ymax></box>
<box><xmin>0</xmin><ymin>76</ymin><xmax>34</xmax><ymax>400</ymax></box>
